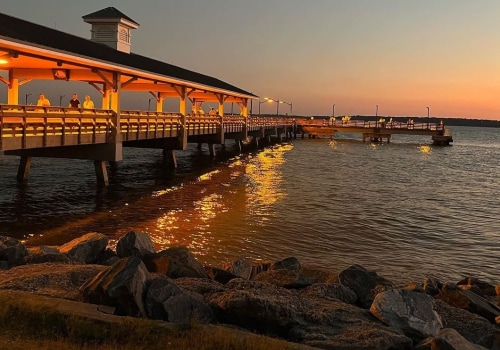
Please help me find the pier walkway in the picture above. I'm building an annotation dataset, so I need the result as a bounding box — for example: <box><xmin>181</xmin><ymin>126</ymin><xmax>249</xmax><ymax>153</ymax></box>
<box><xmin>298</xmin><ymin>118</ymin><xmax>453</xmax><ymax>145</ymax></box>
<box><xmin>0</xmin><ymin>104</ymin><xmax>294</xmax><ymax>185</ymax></box>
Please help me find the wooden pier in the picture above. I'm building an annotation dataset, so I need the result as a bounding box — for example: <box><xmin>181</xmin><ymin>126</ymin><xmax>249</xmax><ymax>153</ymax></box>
<box><xmin>298</xmin><ymin>119</ymin><xmax>453</xmax><ymax>145</ymax></box>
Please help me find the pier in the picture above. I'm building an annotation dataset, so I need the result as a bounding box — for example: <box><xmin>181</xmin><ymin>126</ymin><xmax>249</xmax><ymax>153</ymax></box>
<box><xmin>298</xmin><ymin>119</ymin><xmax>453</xmax><ymax>145</ymax></box>
<box><xmin>0</xmin><ymin>8</ymin><xmax>295</xmax><ymax>186</ymax></box>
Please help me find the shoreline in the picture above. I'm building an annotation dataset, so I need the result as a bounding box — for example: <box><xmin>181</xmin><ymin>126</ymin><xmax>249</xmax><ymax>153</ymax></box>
<box><xmin>1</xmin><ymin>232</ymin><xmax>499</xmax><ymax>349</ymax></box>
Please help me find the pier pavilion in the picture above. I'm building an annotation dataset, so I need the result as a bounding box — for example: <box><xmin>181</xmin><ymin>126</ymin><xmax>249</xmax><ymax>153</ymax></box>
<box><xmin>0</xmin><ymin>8</ymin><xmax>294</xmax><ymax>185</ymax></box>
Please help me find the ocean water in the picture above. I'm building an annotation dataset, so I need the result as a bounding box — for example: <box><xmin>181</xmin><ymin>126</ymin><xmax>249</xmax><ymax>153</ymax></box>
<box><xmin>0</xmin><ymin>126</ymin><xmax>498</xmax><ymax>285</ymax></box>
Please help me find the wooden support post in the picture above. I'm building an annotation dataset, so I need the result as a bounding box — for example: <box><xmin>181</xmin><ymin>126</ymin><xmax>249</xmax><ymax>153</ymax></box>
<box><xmin>208</xmin><ymin>143</ymin><xmax>216</xmax><ymax>158</ymax></box>
<box><xmin>94</xmin><ymin>160</ymin><xmax>109</xmax><ymax>187</ymax></box>
<box><xmin>16</xmin><ymin>156</ymin><xmax>32</xmax><ymax>184</ymax></box>
<box><xmin>165</xmin><ymin>149</ymin><xmax>177</xmax><ymax>168</ymax></box>
<box><xmin>236</xmin><ymin>139</ymin><xmax>242</xmax><ymax>154</ymax></box>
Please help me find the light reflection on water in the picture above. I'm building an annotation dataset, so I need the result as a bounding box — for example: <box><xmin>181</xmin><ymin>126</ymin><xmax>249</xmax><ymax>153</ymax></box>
<box><xmin>0</xmin><ymin>127</ymin><xmax>499</xmax><ymax>284</ymax></box>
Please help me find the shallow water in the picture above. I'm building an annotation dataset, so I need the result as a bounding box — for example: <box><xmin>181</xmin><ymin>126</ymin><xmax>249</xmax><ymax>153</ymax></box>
<box><xmin>0</xmin><ymin>126</ymin><xmax>498</xmax><ymax>284</ymax></box>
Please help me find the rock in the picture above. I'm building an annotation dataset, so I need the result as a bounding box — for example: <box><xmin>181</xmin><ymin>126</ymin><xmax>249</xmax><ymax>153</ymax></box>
<box><xmin>338</xmin><ymin>264</ymin><xmax>394</xmax><ymax>308</ymax></box>
<box><xmin>142</xmin><ymin>247</ymin><xmax>208</xmax><ymax>279</ymax></box>
<box><xmin>207</xmin><ymin>278</ymin><xmax>412</xmax><ymax>349</ymax></box>
<box><xmin>433</xmin><ymin>299</ymin><xmax>496</xmax><ymax>348</ymax></box>
<box><xmin>0</xmin><ymin>236</ymin><xmax>28</xmax><ymax>266</ymax></box>
<box><xmin>253</xmin><ymin>269</ymin><xmax>315</xmax><ymax>289</ymax></box>
<box><xmin>27</xmin><ymin>246</ymin><xmax>60</xmax><ymax>255</ymax></box>
<box><xmin>0</xmin><ymin>262</ymin><xmax>106</xmax><ymax>300</ymax></box>
<box><xmin>116</xmin><ymin>231</ymin><xmax>155</xmax><ymax>258</ymax></box>
<box><xmin>25</xmin><ymin>246</ymin><xmax>68</xmax><ymax>265</ymax></box>
<box><xmin>370</xmin><ymin>289</ymin><xmax>443</xmax><ymax>341</ymax></box>
<box><xmin>437</xmin><ymin>283</ymin><xmax>500</xmax><ymax>323</ymax></box>
<box><xmin>457</xmin><ymin>277</ymin><xmax>497</xmax><ymax>297</ymax></box>
<box><xmin>204</xmin><ymin>265</ymin><xmax>238</xmax><ymax>284</ymax></box>
<box><xmin>271</xmin><ymin>257</ymin><xmax>301</xmax><ymax>271</ymax></box>
<box><xmin>59</xmin><ymin>232</ymin><xmax>109</xmax><ymax>264</ymax></box>
<box><xmin>423</xmin><ymin>277</ymin><xmax>443</xmax><ymax>296</ymax></box>
<box><xmin>432</xmin><ymin>328</ymin><xmax>488</xmax><ymax>350</ymax></box>
<box><xmin>300</xmin><ymin>283</ymin><xmax>357</xmax><ymax>305</ymax></box>
<box><xmin>144</xmin><ymin>276</ymin><xmax>215</xmax><ymax>323</ymax></box>
<box><xmin>95</xmin><ymin>248</ymin><xmax>119</xmax><ymax>266</ymax></box>
<box><xmin>221</xmin><ymin>258</ymin><xmax>271</xmax><ymax>280</ymax></box>
<box><xmin>79</xmin><ymin>257</ymin><xmax>150</xmax><ymax>317</ymax></box>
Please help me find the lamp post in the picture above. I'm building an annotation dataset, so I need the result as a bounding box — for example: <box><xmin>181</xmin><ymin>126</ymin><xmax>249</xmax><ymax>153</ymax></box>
<box><xmin>148</xmin><ymin>98</ymin><xmax>154</xmax><ymax>111</ymax></box>
<box><xmin>59</xmin><ymin>95</ymin><xmax>65</xmax><ymax>106</ymax></box>
<box><xmin>281</xmin><ymin>100</ymin><xmax>292</xmax><ymax>116</ymax></box>
<box><xmin>426</xmin><ymin>106</ymin><xmax>430</xmax><ymax>129</ymax></box>
<box><xmin>258</xmin><ymin>97</ymin><xmax>273</xmax><ymax>117</ymax></box>
<box><xmin>25</xmin><ymin>93</ymin><xmax>32</xmax><ymax>105</ymax></box>
<box><xmin>332</xmin><ymin>104</ymin><xmax>335</xmax><ymax>117</ymax></box>
<box><xmin>376</xmin><ymin>104</ymin><xmax>379</xmax><ymax>118</ymax></box>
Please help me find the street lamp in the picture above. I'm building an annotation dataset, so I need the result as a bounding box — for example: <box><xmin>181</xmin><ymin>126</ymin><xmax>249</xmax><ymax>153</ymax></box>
<box><xmin>281</xmin><ymin>100</ymin><xmax>292</xmax><ymax>116</ymax></box>
<box><xmin>332</xmin><ymin>104</ymin><xmax>335</xmax><ymax>117</ymax></box>
<box><xmin>59</xmin><ymin>95</ymin><xmax>65</xmax><ymax>106</ymax></box>
<box><xmin>258</xmin><ymin>97</ymin><xmax>274</xmax><ymax>117</ymax></box>
<box><xmin>25</xmin><ymin>93</ymin><xmax>32</xmax><ymax>105</ymax></box>
<box><xmin>376</xmin><ymin>104</ymin><xmax>379</xmax><ymax>118</ymax></box>
<box><xmin>426</xmin><ymin>106</ymin><xmax>430</xmax><ymax>129</ymax></box>
<box><xmin>148</xmin><ymin>98</ymin><xmax>155</xmax><ymax>111</ymax></box>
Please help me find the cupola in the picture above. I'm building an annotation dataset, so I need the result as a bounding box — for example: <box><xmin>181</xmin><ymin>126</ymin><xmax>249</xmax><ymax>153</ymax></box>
<box><xmin>82</xmin><ymin>7</ymin><xmax>139</xmax><ymax>54</ymax></box>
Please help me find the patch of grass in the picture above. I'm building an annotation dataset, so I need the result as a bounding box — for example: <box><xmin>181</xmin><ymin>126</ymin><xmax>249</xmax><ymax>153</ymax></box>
<box><xmin>0</xmin><ymin>293</ymin><xmax>305</xmax><ymax>350</ymax></box>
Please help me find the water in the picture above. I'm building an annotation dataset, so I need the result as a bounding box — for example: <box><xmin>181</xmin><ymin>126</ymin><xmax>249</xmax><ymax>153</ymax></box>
<box><xmin>0</xmin><ymin>126</ymin><xmax>499</xmax><ymax>285</ymax></box>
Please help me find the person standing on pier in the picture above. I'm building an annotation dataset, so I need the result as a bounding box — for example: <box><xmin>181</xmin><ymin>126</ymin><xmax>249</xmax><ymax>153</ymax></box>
<box><xmin>68</xmin><ymin>93</ymin><xmax>81</xmax><ymax>108</ymax></box>
<box><xmin>83</xmin><ymin>95</ymin><xmax>94</xmax><ymax>109</ymax></box>
<box><xmin>36</xmin><ymin>93</ymin><xmax>50</xmax><ymax>106</ymax></box>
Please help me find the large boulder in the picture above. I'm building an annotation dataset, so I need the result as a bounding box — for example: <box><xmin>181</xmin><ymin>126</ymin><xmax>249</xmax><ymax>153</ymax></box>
<box><xmin>432</xmin><ymin>328</ymin><xmax>488</xmax><ymax>350</ymax></box>
<box><xmin>116</xmin><ymin>231</ymin><xmax>155</xmax><ymax>258</ymax></box>
<box><xmin>142</xmin><ymin>247</ymin><xmax>208</xmax><ymax>279</ymax></box>
<box><xmin>59</xmin><ymin>232</ymin><xmax>108</xmax><ymax>264</ymax></box>
<box><xmin>0</xmin><ymin>236</ymin><xmax>28</xmax><ymax>266</ymax></box>
<box><xmin>437</xmin><ymin>283</ymin><xmax>500</xmax><ymax>323</ymax></box>
<box><xmin>221</xmin><ymin>258</ymin><xmax>271</xmax><ymax>280</ymax></box>
<box><xmin>79</xmin><ymin>257</ymin><xmax>149</xmax><ymax>317</ymax></box>
<box><xmin>271</xmin><ymin>257</ymin><xmax>301</xmax><ymax>271</ymax></box>
<box><xmin>338</xmin><ymin>264</ymin><xmax>394</xmax><ymax>308</ymax></box>
<box><xmin>370</xmin><ymin>289</ymin><xmax>443</xmax><ymax>342</ymax></box>
<box><xmin>433</xmin><ymin>299</ymin><xmax>496</xmax><ymax>348</ymax></box>
<box><xmin>144</xmin><ymin>276</ymin><xmax>215</xmax><ymax>324</ymax></box>
<box><xmin>207</xmin><ymin>278</ymin><xmax>412</xmax><ymax>349</ymax></box>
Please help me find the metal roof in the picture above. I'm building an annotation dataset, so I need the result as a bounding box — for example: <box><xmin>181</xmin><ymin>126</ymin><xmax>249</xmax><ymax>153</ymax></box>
<box><xmin>0</xmin><ymin>10</ymin><xmax>256</xmax><ymax>98</ymax></box>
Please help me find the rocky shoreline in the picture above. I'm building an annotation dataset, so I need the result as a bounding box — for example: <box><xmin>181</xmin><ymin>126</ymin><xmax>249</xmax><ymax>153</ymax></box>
<box><xmin>0</xmin><ymin>232</ymin><xmax>499</xmax><ymax>350</ymax></box>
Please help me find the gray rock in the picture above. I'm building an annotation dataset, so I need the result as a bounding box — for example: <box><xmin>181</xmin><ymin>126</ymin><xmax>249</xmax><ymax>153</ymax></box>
<box><xmin>59</xmin><ymin>232</ymin><xmax>108</xmax><ymax>264</ymax></box>
<box><xmin>0</xmin><ymin>236</ymin><xmax>28</xmax><ymax>265</ymax></box>
<box><xmin>437</xmin><ymin>282</ymin><xmax>500</xmax><ymax>323</ymax></box>
<box><xmin>271</xmin><ymin>257</ymin><xmax>301</xmax><ymax>271</ymax></box>
<box><xmin>142</xmin><ymin>246</ymin><xmax>208</xmax><ymax>279</ymax></box>
<box><xmin>144</xmin><ymin>276</ymin><xmax>215</xmax><ymax>323</ymax></box>
<box><xmin>116</xmin><ymin>231</ymin><xmax>155</xmax><ymax>258</ymax></box>
<box><xmin>338</xmin><ymin>264</ymin><xmax>394</xmax><ymax>308</ymax></box>
<box><xmin>174</xmin><ymin>277</ymin><xmax>226</xmax><ymax>297</ymax></box>
<box><xmin>433</xmin><ymin>328</ymin><xmax>488</xmax><ymax>350</ymax></box>
<box><xmin>433</xmin><ymin>299</ymin><xmax>496</xmax><ymax>348</ymax></box>
<box><xmin>207</xmin><ymin>278</ymin><xmax>412</xmax><ymax>349</ymax></box>
<box><xmin>79</xmin><ymin>257</ymin><xmax>149</xmax><ymax>317</ymax></box>
<box><xmin>370</xmin><ymin>289</ymin><xmax>443</xmax><ymax>341</ymax></box>
<box><xmin>221</xmin><ymin>258</ymin><xmax>271</xmax><ymax>280</ymax></box>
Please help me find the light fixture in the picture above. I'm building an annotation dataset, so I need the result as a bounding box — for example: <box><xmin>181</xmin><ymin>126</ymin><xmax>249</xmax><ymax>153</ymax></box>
<box><xmin>52</xmin><ymin>69</ymin><xmax>70</xmax><ymax>80</ymax></box>
<box><xmin>0</xmin><ymin>52</ymin><xmax>18</xmax><ymax>65</ymax></box>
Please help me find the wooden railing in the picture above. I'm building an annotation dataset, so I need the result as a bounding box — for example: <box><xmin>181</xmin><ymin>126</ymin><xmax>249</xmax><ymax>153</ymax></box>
<box><xmin>0</xmin><ymin>105</ymin><xmax>115</xmax><ymax>149</ymax></box>
<box><xmin>0</xmin><ymin>105</ymin><xmax>296</xmax><ymax>151</ymax></box>
<box><xmin>298</xmin><ymin>118</ymin><xmax>444</xmax><ymax>132</ymax></box>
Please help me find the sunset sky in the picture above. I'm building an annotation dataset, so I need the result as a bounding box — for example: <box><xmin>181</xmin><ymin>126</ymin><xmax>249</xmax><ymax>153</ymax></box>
<box><xmin>1</xmin><ymin>0</ymin><xmax>499</xmax><ymax>120</ymax></box>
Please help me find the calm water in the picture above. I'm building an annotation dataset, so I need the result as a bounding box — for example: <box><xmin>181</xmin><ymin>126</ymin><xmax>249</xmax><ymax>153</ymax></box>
<box><xmin>0</xmin><ymin>126</ymin><xmax>499</xmax><ymax>284</ymax></box>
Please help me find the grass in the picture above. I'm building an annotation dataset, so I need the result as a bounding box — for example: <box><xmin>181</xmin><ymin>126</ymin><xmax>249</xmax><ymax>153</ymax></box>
<box><xmin>0</xmin><ymin>293</ymin><xmax>306</xmax><ymax>350</ymax></box>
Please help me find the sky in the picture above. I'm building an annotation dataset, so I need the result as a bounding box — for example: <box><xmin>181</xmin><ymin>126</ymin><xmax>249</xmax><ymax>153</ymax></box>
<box><xmin>1</xmin><ymin>0</ymin><xmax>499</xmax><ymax>120</ymax></box>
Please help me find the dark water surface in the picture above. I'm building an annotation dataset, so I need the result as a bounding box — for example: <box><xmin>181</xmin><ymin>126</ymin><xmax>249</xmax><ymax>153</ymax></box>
<box><xmin>0</xmin><ymin>126</ymin><xmax>498</xmax><ymax>284</ymax></box>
